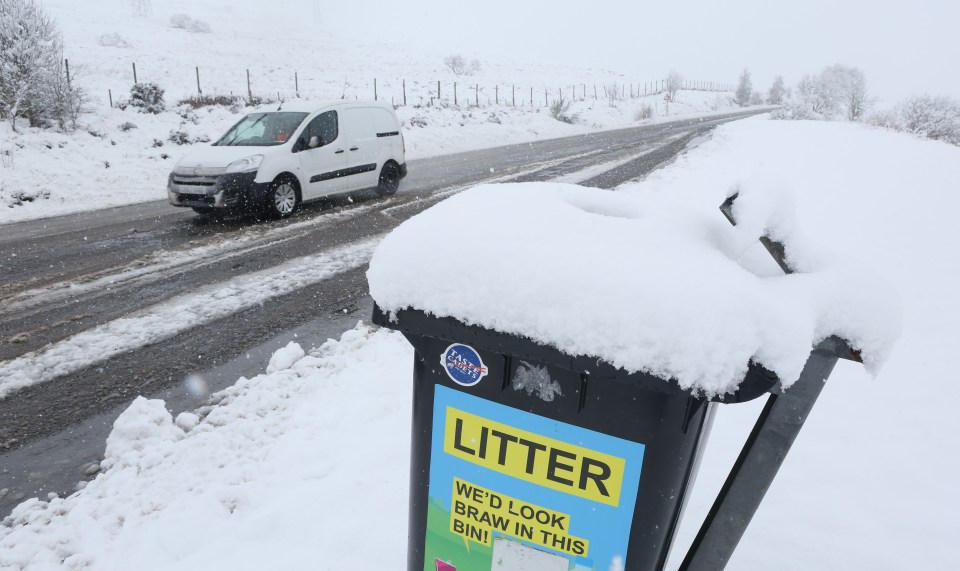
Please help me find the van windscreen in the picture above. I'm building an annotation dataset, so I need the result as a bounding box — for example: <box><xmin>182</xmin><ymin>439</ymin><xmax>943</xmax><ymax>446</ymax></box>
<box><xmin>214</xmin><ymin>112</ymin><xmax>309</xmax><ymax>147</ymax></box>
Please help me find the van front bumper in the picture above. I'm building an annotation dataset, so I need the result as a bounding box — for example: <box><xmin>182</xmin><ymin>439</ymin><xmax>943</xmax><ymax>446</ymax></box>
<box><xmin>167</xmin><ymin>171</ymin><xmax>271</xmax><ymax>211</ymax></box>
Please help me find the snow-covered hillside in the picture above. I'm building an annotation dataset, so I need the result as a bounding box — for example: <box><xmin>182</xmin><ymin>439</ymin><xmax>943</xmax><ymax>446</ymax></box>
<box><xmin>0</xmin><ymin>0</ymin><xmax>742</xmax><ymax>224</ymax></box>
<box><xmin>2</xmin><ymin>117</ymin><xmax>957</xmax><ymax>570</ymax></box>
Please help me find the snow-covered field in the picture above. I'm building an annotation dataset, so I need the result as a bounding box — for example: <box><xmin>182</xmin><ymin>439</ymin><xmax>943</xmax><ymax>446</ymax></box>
<box><xmin>0</xmin><ymin>0</ymin><xmax>742</xmax><ymax>225</ymax></box>
<box><xmin>2</xmin><ymin>117</ymin><xmax>957</xmax><ymax>570</ymax></box>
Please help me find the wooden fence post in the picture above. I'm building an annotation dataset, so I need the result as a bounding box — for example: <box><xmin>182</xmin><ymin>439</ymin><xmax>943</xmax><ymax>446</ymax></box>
<box><xmin>295</xmin><ymin>72</ymin><xmax>299</xmax><ymax>98</ymax></box>
<box><xmin>247</xmin><ymin>69</ymin><xmax>252</xmax><ymax>100</ymax></box>
<box><xmin>374</xmin><ymin>78</ymin><xmax>378</xmax><ymax>101</ymax></box>
<box><xmin>454</xmin><ymin>82</ymin><xmax>457</xmax><ymax>106</ymax></box>
<box><xmin>403</xmin><ymin>79</ymin><xmax>407</xmax><ymax>106</ymax></box>
<box><xmin>196</xmin><ymin>66</ymin><xmax>202</xmax><ymax>96</ymax></box>
<box><xmin>65</xmin><ymin>59</ymin><xmax>71</xmax><ymax>87</ymax></box>
<box><xmin>475</xmin><ymin>83</ymin><xmax>479</xmax><ymax>106</ymax></box>
<box><xmin>132</xmin><ymin>62</ymin><xmax>137</xmax><ymax>84</ymax></box>
<box><xmin>438</xmin><ymin>80</ymin><xmax>441</xmax><ymax>101</ymax></box>
<box><xmin>495</xmin><ymin>85</ymin><xmax>498</xmax><ymax>105</ymax></box>
<box><xmin>108</xmin><ymin>89</ymin><xmax>113</xmax><ymax>108</ymax></box>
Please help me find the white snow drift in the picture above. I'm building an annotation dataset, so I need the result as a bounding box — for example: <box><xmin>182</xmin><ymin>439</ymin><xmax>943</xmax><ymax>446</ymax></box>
<box><xmin>3</xmin><ymin>118</ymin><xmax>959</xmax><ymax>570</ymax></box>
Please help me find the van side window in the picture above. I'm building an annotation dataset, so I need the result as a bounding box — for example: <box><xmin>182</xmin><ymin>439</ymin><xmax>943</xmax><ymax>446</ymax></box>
<box><xmin>305</xmin><ymin>111</ymin><xmax>338</xmax><ymax>147</ymax></box>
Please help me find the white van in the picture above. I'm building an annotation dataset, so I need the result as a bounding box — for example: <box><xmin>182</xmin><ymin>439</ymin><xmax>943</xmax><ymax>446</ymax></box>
<box><xmin>167</xmin><ymin>100</ymin><xmax>407</xmax><ymax>218</ymax></box>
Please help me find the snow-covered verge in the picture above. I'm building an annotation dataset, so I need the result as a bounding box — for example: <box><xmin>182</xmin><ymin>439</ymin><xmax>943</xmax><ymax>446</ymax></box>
<box><xmin>0</xmin><ymin>0</ymin><xmax>744</xmax><ymax>224</ymax></box>
<box><xmin>0</xmin><ymin>326</ymin><xmax>413</xmax><ymax>569</ymax></box>
<box><xmin>3</xmin><ymin>119</ymin><xmax>957</xmax><ymax>570</ymax></box>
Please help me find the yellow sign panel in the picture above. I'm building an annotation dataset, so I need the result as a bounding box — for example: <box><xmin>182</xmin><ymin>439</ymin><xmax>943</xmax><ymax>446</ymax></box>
<box><xmin>443</xmin><ymin>406</ymin><xmax>626</xmax><ymax>506</ymax></box>
<box><xmin>450</xmin><ymin>478</ymin><xmax>590</xmax><ymax>557</ymax></box>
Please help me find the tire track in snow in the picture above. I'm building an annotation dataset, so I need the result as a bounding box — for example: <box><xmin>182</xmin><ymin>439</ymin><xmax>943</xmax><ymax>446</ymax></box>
<box><xmin>0</xmin><ymin>236</ymin><xmax>383</xmax><ymax>398</ymax></box>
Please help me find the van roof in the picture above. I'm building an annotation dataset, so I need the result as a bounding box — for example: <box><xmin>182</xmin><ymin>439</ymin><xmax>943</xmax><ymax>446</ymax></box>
<box><xmin>249</xmin><ymin>99</ymin><xmax>395</xmax><ymax>115</ymax></box>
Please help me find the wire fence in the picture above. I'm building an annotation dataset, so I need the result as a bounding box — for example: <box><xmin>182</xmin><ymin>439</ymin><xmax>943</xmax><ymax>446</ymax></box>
<box><xmin>103</xmin><ymin>61</ymin><xmax>735</xmax><ymax>110</ymax></box>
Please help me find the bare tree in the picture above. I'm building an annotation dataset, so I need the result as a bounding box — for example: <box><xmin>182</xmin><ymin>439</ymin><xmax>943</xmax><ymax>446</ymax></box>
<box><xmin>664</xmin><ymin>70</ymin><xmax>683</xmax><ymax>99</ymax></box>
<box><xmin>0</xmin><ymin>0</ymin><xmax>58</xmax><ymax>131</ymax></box>
<box><xmin>130</xmin><ymin>0</ymin><xmax>151</xmax><ymax>17</ymax></box>
<box><xmin>838</xmin><ymin>66</ymin><xmax>870</xmax><ymax>121</ymax></box>
<box><xmin>735</xmin><ymin>68</ymin><xmax>753</xmax><ymax>107</ymax></box>
<box><xmin>0</xmin><ymin>0</ymin><xmax>85</xmax><ymax>132</ymax></box>
<box><xmin>767</xmin><ymin>75</ymin><xmax>786</xmax><ymax>105</ymax></box>
<box><xmin>785</xmin><ymin>65</ymin><xmax>870</xmax><ymax>121</ymax></box>
<box><xmin>604</xmin><ymin>84</ymin><xmax>620</xmax><ymax>107</ymax></box>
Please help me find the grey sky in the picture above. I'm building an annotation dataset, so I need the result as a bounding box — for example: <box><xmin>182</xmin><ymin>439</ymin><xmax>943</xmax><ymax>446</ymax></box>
<box><xmin>306</xmin><ymin>0</ymin><xmax>959</xmax><ymax>102</ymax></box>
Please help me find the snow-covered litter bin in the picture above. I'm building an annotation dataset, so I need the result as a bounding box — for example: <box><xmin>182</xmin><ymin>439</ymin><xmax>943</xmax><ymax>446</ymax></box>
<box><xmin>367</xmin><ymin>182</ymin><xmax>899</xmax><ymax>571</ymax></box>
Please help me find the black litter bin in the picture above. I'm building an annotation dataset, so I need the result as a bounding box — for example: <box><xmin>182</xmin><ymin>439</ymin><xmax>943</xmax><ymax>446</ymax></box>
<box><xmin>373</xmin><ymin>304</ymin><xmax>856</xmax><ymax>571</ymax></box>
<box><xmin>371</xmin><ymin>192</ymin><xmax>865</xmax><ymax>571</ymax></box>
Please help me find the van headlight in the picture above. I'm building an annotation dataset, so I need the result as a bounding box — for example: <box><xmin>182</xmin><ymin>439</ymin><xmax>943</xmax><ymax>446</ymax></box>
<box><xmin>225</xmin><ymin>155</ymin><xmax>264</xmax><ymax>174</ymax></box>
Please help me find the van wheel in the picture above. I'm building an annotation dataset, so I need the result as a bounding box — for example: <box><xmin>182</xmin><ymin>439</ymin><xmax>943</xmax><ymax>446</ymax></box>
<box><xmin>267</xmin><ymin>176</ymin><xmax>300</xmax><ymax>218</ymax></box>
<box><xmin>377</xmin><ymin>162</ymin><xmax>401</xmax><ymax>196</ymax></box>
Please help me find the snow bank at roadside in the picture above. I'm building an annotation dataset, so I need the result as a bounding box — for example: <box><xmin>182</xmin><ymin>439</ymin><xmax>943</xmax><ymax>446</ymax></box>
<box><xmin>0</xmin><ymin>325</ymin><xmax>413</xmax><ymax>570</ymax></box>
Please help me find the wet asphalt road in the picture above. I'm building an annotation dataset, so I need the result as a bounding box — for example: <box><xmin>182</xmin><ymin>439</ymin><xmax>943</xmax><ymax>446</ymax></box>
<box><xmin>0</xmin><ymin>109</ymin><xmax>767</xmax><ymax>515</ymax></box>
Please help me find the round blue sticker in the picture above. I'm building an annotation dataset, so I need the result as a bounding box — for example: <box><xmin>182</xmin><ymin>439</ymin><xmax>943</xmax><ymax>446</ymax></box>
<box><xmin>441</xmin><ymin>344</ymin><xmax>488</xmax><ymax>386</ymax></box>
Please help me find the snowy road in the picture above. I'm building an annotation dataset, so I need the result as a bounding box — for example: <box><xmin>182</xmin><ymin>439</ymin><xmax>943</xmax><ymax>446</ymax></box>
<box><xmin>0</xmin><ymin>110</ymin><xmax>764</xmax><ymax>513</ymax></box>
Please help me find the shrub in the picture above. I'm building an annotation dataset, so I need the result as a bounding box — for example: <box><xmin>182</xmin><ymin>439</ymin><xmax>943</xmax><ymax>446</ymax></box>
<box><xmin>443</xmin><ymin>54</ymin><xmax>481</xmax><ymax>76</ymax></box>
<box><xmin>98</xmin><ymin>33</ymin><xmax>131</xmax><ymax>48</ymax></box>
<box><xmin>168</xmin><ymin>130</ymin><xmax>209</xmax><ymax>145</ymax></box>
<box><xmin>169</xmin><ymin>14</ymin><xmax>191</xmax><ymax>28</ymax></box>
<box><xmin>118</xmin><ymin>121</ymin><xmax>137</xmax><ymax>131</ymax></box>
<box><xmin>188</xmin><ymin>19</ymin><xmax>211</xmax><ymax>33</ymax></box>
<box><xmin>128</xmin><ymin>82</ymin><xmax>165</xmax><ymax>114</ymax></box>
<box><xmin>549</xmin><ymin>98</ymin><xmax>577</xmax><ymax>124</ymax></box>
<box><xmin>177</xmin><ymin>95</ymin><xmax>243</xmax><ymax>109</ymax></box>
<box><xmin>867</xmin><ymin>95</ymin><xmax>960</xmax><ymax>146</ymax></box>
<box><xmin>634</xmin><ymin>104</ymin><xmax>653</xmax><ymax>120</ymax></box>
<box><xmin>170</xmin><ymin>14</ymin><xmax>211</xmax><ymax>33</ymax></box>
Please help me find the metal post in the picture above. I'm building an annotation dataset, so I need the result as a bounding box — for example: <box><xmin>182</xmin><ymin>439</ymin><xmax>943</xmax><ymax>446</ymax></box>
<box><xmin>679</xmin><ymin>338</ymin><xmax>845</xmax><ymax>571</ymax></box>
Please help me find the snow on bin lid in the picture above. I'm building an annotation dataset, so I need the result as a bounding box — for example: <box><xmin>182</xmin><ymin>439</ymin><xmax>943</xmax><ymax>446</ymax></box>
<box><xmin>367</xmin><ymin>182</ymin><xmax>900</xmax><ymax>396</ymax></box>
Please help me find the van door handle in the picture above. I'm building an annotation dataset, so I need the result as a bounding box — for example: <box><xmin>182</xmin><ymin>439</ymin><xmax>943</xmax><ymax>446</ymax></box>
<box><xmin>349</xmin><ymin>146</ymin><xmax>359</xmax><ymax>151</ymax></box>
<box><xmin>335</xmin><ymin>149</ymin><xmax>345</xmax><ymax>154</ymax></box>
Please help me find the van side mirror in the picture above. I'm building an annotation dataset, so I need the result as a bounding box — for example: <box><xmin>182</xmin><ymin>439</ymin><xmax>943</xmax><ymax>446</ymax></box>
<box><xmin>308</xmin><ymin>135</ymin><xmax>321</xmax><ymax>149</ymax></box>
